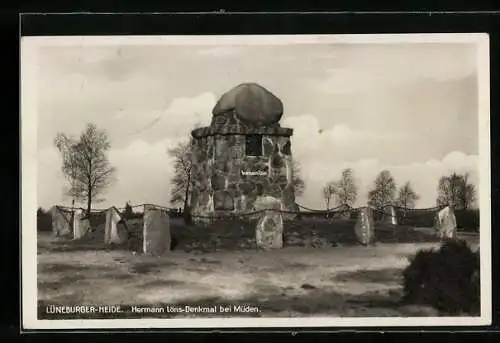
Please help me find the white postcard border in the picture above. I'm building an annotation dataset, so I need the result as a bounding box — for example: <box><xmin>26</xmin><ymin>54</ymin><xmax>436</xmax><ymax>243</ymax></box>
<box><xmin>21</xmin><ymin>33</ymin><xmax>492</xmax><ymax>330</ymax></box>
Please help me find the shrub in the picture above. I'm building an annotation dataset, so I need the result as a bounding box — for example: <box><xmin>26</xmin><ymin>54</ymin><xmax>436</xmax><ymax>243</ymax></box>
<box><xmin>37</xmin><ymin>207</ymin><xmax>52</xmax><ymax>232</ymax></box>
<box><xmin>402</xmin><ymin>239</ymin><xmax>480</xmax><ymax>315</ymax></box>
<box><xmin>454</xmin><ymin>209</ymin><xmax>480</xmax><ymax>232</ymax></box>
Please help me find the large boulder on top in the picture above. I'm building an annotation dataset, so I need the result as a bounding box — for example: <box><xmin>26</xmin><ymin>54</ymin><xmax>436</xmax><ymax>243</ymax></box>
<box><xmin>212</xmin><ymin>83</ymin><xmax>284</xmax><ymax>126</ymax></box>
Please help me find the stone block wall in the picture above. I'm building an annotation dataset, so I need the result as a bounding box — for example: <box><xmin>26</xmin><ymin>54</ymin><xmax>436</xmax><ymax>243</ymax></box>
<box><xmin>143</xmin><ymin>205</ymin><xmax>171</xmax><ymax>256</ymax></box>
<box><xmin>189</xmin><ymin>110</ymin><xmax>296</xmax><ymax>219</ymax></box>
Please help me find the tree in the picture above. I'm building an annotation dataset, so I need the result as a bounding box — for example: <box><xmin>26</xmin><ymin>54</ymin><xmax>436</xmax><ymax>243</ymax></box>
<box><xmin>437</xmin><ymin>172</ymin><xmax>476</xmax><ymax>210</ymax></box>
<box><xmin>292</xmin><ymin>160</ymin><xmax>305</xmax><ymax>197</ymax></box>
<box><xmin>458</xmin><ymin>172</ymin><xmax>477</xmax><ymax>210</ymax></box>
<box><xmin>397</xmin><ymin>181</ymin><xmax>420</xmax><ymax>209</ymax></box>
<box><xmin>334</xmin><ymin>168</ymin><xmax>358</xmax><ymax>207</ymax></box>
<box><xmin>367</xmin><ymin>170</ymin><xmax>397</xmax><ymax>208</ymax></box>
<box><xmin>322</xmin><ymin>182</ymin><xmax>336</xmax><ymax>210</ymax></box>
<box><xmin>123</xmin><ymin>201</ymin><xmax>134</xmax><ymax>219</ymax></box>
<box><xmin>54</xmin><ymin>133</ymin><xmax>80</xmax><ymax>212</ymax></box>
<box><xmin>167</xmin><ymin>136</ymin><xmax>306</xmax><ymax>222</ymax></box>
<box><xmin>436</xmin><ymin>172</ymin><xmax>461</xmax><ymax>208</ymax></box>
<box><xmin>54</xmin><ymin>123</ymin><xmax>116</xmax><ymax>215</ymax></box>
<box><xmin>167</xmin><ymin>139</ymin><xmax>193</xmax><ymax>221</ymax></box>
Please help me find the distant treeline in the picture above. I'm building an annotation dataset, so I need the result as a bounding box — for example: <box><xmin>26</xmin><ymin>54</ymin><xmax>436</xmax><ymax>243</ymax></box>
<box><xmin>37</xmin><ymin>207</ymin><xmax>480</xmax><ymax>233</ymax></box>
<box><xmin>36</xmin><ymin>206</ymin><xmax>185</xmax><ymax>232</ymax></box>
<box><xmin>297</xmin><ymin>208</ymin><xmax>479</xmax><ymax>232</ymax></box>
<box><xmin>396</xmin><ymin>209</ymin><xmax>479</xmax><ymax>232</ymax></box>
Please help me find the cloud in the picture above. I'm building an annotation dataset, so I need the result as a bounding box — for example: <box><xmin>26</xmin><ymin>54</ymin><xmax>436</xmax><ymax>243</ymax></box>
<box><xmin>36</xmin><ymin>45</ymin><xmax>221</xmax><ymax>149</ymax></box>
<box><xmin>295</xmin><ymin>151</ymin><xmax>478</xmax><ymax>210</ymax></box>
<box><xmin>38</xmin><ymin>111</ymin><xmax>479</xmax><ymax>213</ymax></box>
<box><xmin>36</xmin><ymin>90</ymin><xmax>215</xmax><ymax>209</ymax></box>
<box><xmin>124</xmin><ymin>92</ymin><xmax>216</xmax><ymax>138</ymax></box>
<box><xmin>38</xmin><ymin>82</ymin><xmax>216</xmax><ymax>150</ymax></box>
<box><xmin>34</xmin><ymin>43</ymin><xmax>480</xmax><ymax>211</ymax></box>
<box><xmin>38</xmin><ymin>136</ymin><xmax>187</xmax><ymax>210</ymax></box>
<box><xmin>312</xmin><ymin>44</ymin><xmax>477</xmax><ymax>95</ymax></box>
<box><xmin>282</xmin><ymin>114</ymin><xmax>416</xmax><ymax>164</ymax></box>
<box><xmin>280</xmin><ymin>114</ymin><xmax>478</xmax><ymax>209</ymax></box>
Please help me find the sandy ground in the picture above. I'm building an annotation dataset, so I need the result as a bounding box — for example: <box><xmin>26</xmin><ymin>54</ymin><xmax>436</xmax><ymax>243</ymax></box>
<box><xmin>37</xmin><ymin>232</ymin><xmax>479</xmax><ymax>318</ymax></box>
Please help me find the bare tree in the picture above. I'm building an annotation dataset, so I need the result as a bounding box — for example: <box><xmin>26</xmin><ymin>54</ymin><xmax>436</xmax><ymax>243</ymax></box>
<box><xmin>437</xmin><ymin>172</ymin><xmax>476</xmax><ymax>210</ymax></box>
<box><xmin>322</xmin><ymin>182</ymin><xmax>336</xmax><ymax>210</ymax></box>
<box><xmin>168</xmin><ymin>137</ymin><xmax>306</xmax><ymax>212</ymax></box>
<box><xmin>436</xmin><ymin>172</ymin><xmax>461</xmax><ymax>208</ymax></box>
<box><xmin>292</xmin><ymin>160</ymin><xmax>306</xmax><ymax>197</ymax></box>
<box><xmin>167</xmin><ymin>139</ymin><xmax>193</xmax><ymax>220</ymax></box>
<box><xmin>54</xmin><ymin>133</ymin><xmax>79</xmax><ymax>213</ymax></box>
<box><xmin>397</xmin><ymin>181</ymin><xmax>420</xmax><ymax>209</ymax></box>
<box><xmin>458</xmin><ymin>172</ymin><xmax>477</xmax><ymax>210</ymax></box>
<box><xmin>367</xmin><ymin>170</ymin><xmax>397</xmax><ymax>208</ymax></box>
<box><xmin>54</xmin><ymin>123</ymin><xmax>116</xmax><ymax>215</ymax></box>
<box><xmin>334</xmin><ymin>168</ymin><xmax>358</xmax><ymax>207</ymax></box>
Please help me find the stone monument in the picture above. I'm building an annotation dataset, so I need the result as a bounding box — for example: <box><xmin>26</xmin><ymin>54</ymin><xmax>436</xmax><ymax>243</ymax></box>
<box><xmin>255</xmin><ymin>210</ymin><xmax>284</xmax><ymax>250</ymax></box>
<box><xmin>188</xmin><ymin>83</ymin><xmax>296</xmax><ymax>220</ymax></box>
<box><xmin>382</xmin><ymin>205</ymin><xmax>398</xmax><ymax>225</ymax></box>
<box><xmin>354</xmin><ymin>207</ymin><xmax>376</xmax><ymax>246</ymax></box>
<box><xmin>143</xmin><ymin>205</ymin><xmax>171</xmax><ymax>256</ymax></box>
<box><xmin>50</xmin><ymin>206</ymin><xmax>72</xmax><ymax>237</ymax></box>
<box><xmin>72</xmin><ymin>208</ymin><xmax>86</xmax><ymax>240</ymax></box>
<box><xmin>436</xmin><ymin>205</ymin><xmax>457</xmax><ymax>240</ymax></box>
<box><xmin>104</xmin><ymin>206</ymin><xmax>123</xmax><ymax>245</ymax></box>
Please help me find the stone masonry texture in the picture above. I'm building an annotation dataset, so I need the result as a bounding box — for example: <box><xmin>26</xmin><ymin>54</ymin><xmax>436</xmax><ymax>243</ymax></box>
<box><xmin>188</xmin><ymin>84</ymin><xmax>296</xmax><ymax>221</ymax></box>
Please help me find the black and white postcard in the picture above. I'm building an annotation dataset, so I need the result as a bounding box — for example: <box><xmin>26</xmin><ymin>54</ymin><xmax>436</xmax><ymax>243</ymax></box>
<box><xmin>21</xmin><ymin>33</ymin><xmax>491</xmax><ymax>329</ymax></box>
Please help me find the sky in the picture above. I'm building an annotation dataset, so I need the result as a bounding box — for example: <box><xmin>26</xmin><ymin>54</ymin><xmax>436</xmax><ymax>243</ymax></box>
<box><xmin>33</xmin><ymin>37</ymin><xmax>481</xmax><ymax>210</ymax></box>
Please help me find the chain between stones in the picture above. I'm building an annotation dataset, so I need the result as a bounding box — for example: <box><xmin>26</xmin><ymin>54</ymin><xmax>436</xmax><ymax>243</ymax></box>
<box><xmin>55</xmin><ymin>202</ymin><xmax>446</xmax><ymax>220</ymax></box>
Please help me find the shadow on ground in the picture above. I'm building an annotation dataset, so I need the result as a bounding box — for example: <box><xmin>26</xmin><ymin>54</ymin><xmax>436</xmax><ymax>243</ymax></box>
<box><xmin>38</xmin><ymin>263</ymin><xmax>113</xmax><ymax>274</ymax></box>
<box><xmin>128</xmin><ymin>260</ymin><xmax>178</xmax><ymax>274</ymax></box>
<box><xmin>333</xmin><ymin>268</ymin><xmax>403</xmax><ymax>284</ymax></box>
<box><xmin>38</xmin><ymin>274</ymin><xmax>88</xmax><ymax>292</ymax></box>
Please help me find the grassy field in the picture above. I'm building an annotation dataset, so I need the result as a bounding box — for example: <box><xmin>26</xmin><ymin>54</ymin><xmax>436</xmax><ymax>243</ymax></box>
<box><xmin>36</xmin><ymin>230</ymin><xmax>479</xmax><ymax>319</ymax></box>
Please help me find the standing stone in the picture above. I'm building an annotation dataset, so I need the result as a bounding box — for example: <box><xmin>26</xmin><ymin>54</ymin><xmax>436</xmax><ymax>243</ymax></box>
<box><xmin>125</xmin><ymin>218</ymin><xmax>143</xmax><ymax>252</ymax></box>
<box><xmin>72</xmin><ymin>208</ymin><xmax>85</xmax><ymax>240</ymax></box>
<box><xmin>252</xmin><ymin>195</ymin><xmax>283</xmax><ymax>220</ymax></box>
<box><xmin>116</xmin><ymin>220</ymin><xmax>129</xmax><ymax>244</ymax></box>
<box><xmin>79</xmin><ymin>217</ymin><xmax>91</xmax><ymax>239</ymax></box>
<box><xmin>354</xmin><ymin>207</ymin><xmax>375</xmax><ymax>245</ymax></box>
<box><xmin>50</xmin><ymin>206</ymin><xmax>72</xmax><ymax>237</ymax></box>
<box><xmin>143</xmin><ymin>206</ymin><xmax>171</xmax><ymax>256</ymax></box>
<box><xmin>436</xmin><ymin>206</ymin><xmax>457</xmax><ymax>239</ymax></box>
<box><xmin>383</xmin><ymin>205</ymin><xmax>398</xmax><ymax>225</ymax></box>
<box><xmin>104</xmin><ymin>207</ymin><xmax>123</xmax><ymax>244</ymax></box>
<box><xmin>253</xmin><ymin>195</ymin><xmax>283</xmax><ymax>211</ymax></box>
<box><xmin>255</xmin><ymin>210</ymin><xmax>284</xmax><ymax>250</ymax></box>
